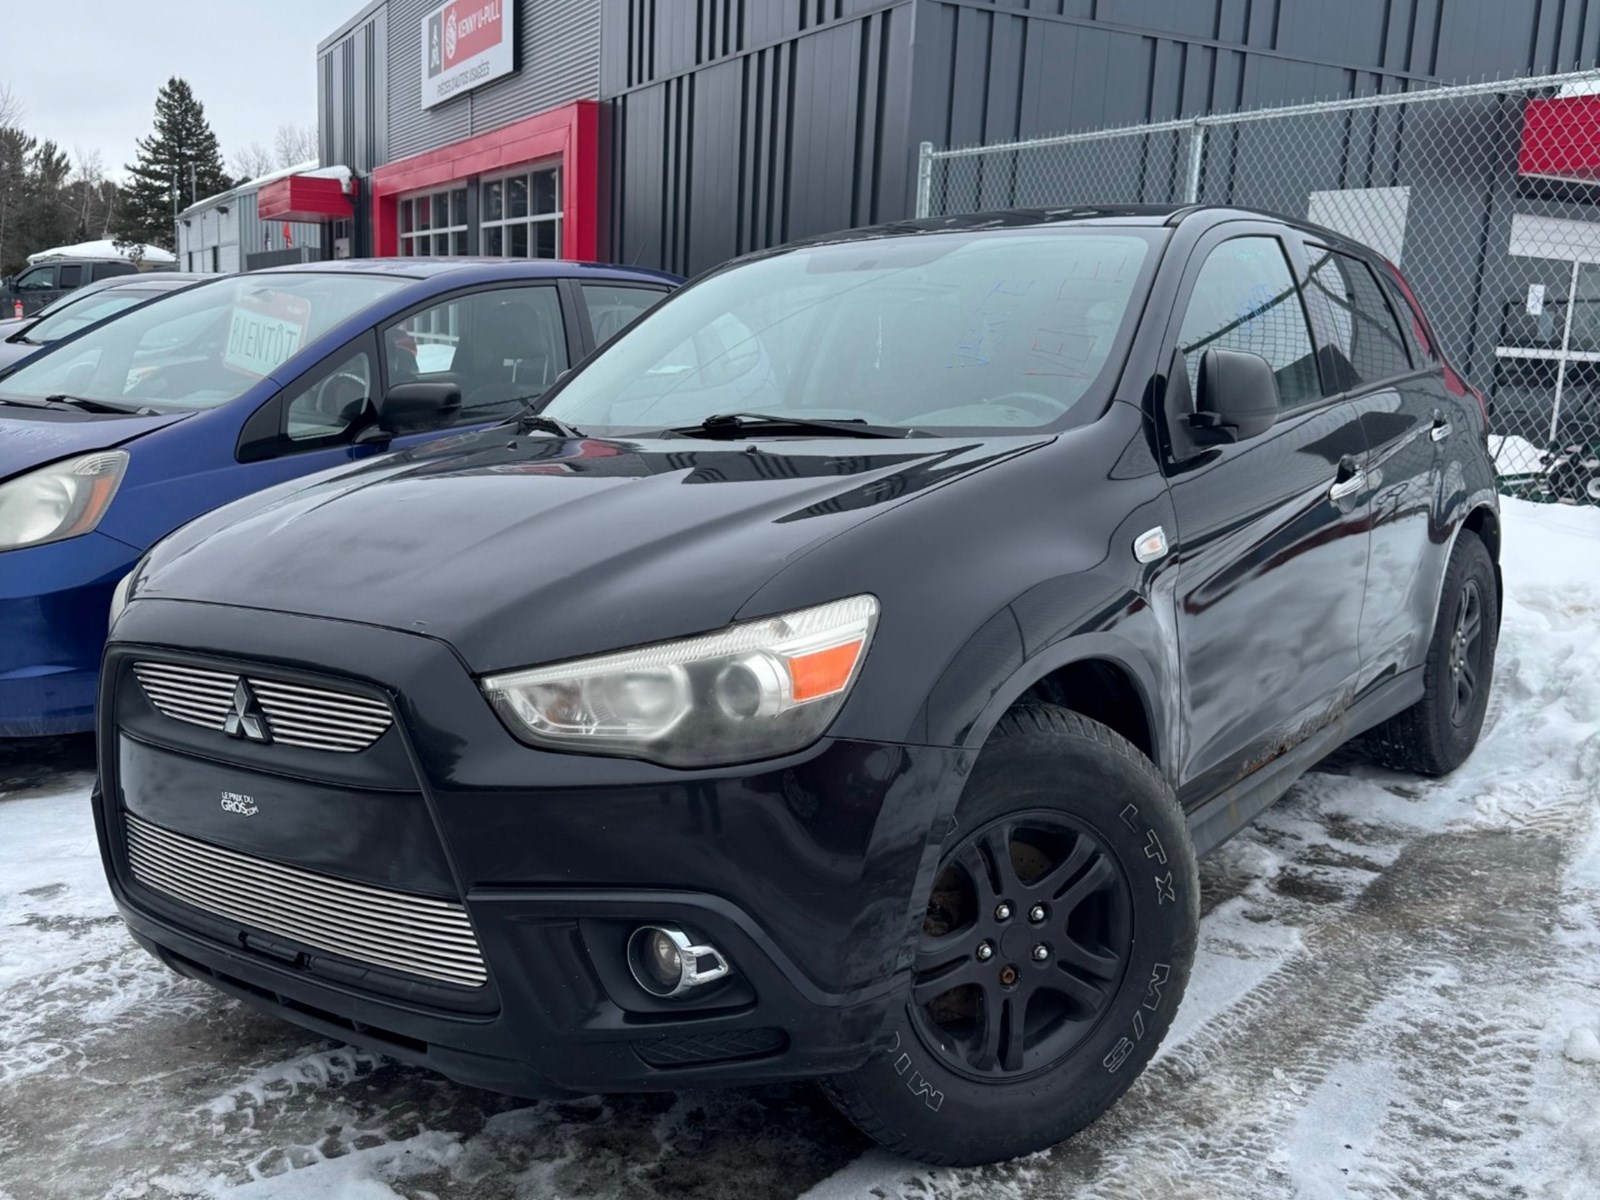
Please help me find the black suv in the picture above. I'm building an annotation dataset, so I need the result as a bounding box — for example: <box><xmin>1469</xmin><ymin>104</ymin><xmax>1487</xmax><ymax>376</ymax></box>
<box><xmin>96</xmin><ymin>206</ymin><xmax>1500</xmax><ymax>1166</ymax></box>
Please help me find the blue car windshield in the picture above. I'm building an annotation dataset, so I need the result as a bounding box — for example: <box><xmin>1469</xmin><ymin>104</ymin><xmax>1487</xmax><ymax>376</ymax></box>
<box><xmin>0</xmin><ymin>273</ymin><xmax>408</xmax><ymax>412</ymax></box>
<box><xmin>542</xmin><ymin>229</ymin><xmax>1159</xmax><ymax>435</ymax></box>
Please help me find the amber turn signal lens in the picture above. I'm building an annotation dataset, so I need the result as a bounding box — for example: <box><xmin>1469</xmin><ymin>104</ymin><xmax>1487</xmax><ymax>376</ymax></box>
<box><xmin>786</xmin><ymin>638</ymin><xmax>865</xmax><ymax>703</ymax></box>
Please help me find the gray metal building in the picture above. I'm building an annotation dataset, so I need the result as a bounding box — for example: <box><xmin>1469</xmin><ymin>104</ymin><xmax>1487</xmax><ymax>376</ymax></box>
<box><xmin>175</xmin><ymin>164</ymin><xmax>325</xmax><ymax>274</ymax></box>
<box><xmin>308</xmin><ymin>0</ymin><xmax>1600</xmax><ymax>276</ymax></box>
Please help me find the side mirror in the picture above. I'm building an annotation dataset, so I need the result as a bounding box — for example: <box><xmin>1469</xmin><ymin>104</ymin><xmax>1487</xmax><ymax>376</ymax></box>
<box><xmin>1188</xmin><ymin>348</ymin><xmax>1280</xmax><ymax>444</ymax></box>
<box><xmin>368</xmin><ymin>381</ymin><xmax>462</xmax><ymax>438</ymax></box>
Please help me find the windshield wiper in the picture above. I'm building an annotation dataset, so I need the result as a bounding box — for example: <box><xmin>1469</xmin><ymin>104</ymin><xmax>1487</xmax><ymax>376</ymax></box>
<box><xmin>42</xmin><ymin>393</ymin><xmax>155</xmax><ymax>415</ymax></box>
<box><xmin>670</xmin><ymin>412</ymin><xmax>924</xmax><ymax>439</ymax></box>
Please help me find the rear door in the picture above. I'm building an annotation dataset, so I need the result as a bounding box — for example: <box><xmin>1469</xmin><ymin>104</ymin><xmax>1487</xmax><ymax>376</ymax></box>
<box><xmin>1161</xmin><ymin>225</ymin><xmax>1371</xmax><ymax>804</ymax></box>
<box><xmin>1301</xmin><ymin>245</ymin><xmax>1462</xmax><ymax>687</ymax></box>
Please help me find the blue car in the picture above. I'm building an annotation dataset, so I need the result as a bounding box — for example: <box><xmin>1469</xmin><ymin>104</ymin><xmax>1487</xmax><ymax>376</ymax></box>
<box><xmin>0</xmin><ymin>258</ymin><xmax>677</xmax><ymax>737</ymax></box>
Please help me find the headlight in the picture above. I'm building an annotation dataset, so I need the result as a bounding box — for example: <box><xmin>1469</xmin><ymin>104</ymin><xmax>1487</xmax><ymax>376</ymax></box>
<box><xmin>481</xmin><ymin>595</ymin><xmax>879</xmax><ymax>767</ymax></box>
<box><xmin>0</xmin><ymin>450</ymin><xmax>129</xmax><ymax>551</ymax></box>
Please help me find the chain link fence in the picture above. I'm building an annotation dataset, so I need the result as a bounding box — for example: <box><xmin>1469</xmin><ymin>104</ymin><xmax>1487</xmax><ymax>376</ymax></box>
<box><xmin>917</xmin><ymin>69</ymin><xmax>1600</xmax><ymax>505</ymax></box>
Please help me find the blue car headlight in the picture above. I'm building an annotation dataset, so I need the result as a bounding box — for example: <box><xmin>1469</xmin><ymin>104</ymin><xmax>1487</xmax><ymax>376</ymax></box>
<box><xmin>0</xmin><ymin>450</ymin><xmax>129</xmax><ymax>551</ymax></box>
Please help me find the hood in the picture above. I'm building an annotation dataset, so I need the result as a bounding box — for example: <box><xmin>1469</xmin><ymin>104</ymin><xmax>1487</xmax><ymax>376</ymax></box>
<box><xmin>0</xmin><ymin>406</ymin><xmax>192</xmax><ymax>482</ymax></box>
<box><xmin>138</xmin><ymin>426</ymin><xmax>1047</xmax><ymax>671</ymax></box>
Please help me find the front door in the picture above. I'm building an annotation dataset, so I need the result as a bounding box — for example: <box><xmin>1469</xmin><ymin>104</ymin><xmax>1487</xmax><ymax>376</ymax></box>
<box><xmin>1162</xmin><ymin>229</ymin><xmax>1370</xmax><ymax>804</ymax></box>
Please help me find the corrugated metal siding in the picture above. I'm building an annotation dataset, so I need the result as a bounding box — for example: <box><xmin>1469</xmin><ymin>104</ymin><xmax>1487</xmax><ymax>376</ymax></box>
<box><xmin>605</xmin><ymin>2</ymin><xmax>915</xmax><ymax>276</ymax></box>
<box><xmin>319</xmin><ymin>5</ymin><xmax>388</xmax><ymax>174</ymax></box>
<box><xmin>238</xmin><ymin>189</ymin><xmax>323</xmax><ymax>262</ymax></box>
<box><xmin>387</xmin><ymin>0</ymin><xmax>602</xmax><ymax>163</ymax></box>
<box><xmin>176</xmin><ymin>188</ymin><xmax>320</xmax><ymax>273</ymax></box>
<box><xmin>907</xmin><ymin>0</ymin><xmax>1600</xmax><ymax>156</ymax></box>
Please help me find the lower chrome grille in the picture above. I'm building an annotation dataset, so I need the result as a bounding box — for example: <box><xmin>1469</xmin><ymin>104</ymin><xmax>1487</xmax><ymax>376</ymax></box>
<box><xmin>124</xmin><ymin>813</ymin><xmax>487</xmax><ymax>988</ymax></box>
<box><xmin>131</xmin><ymin>661</ymin><xmax>393</xmax><ymax>753</ymax></box>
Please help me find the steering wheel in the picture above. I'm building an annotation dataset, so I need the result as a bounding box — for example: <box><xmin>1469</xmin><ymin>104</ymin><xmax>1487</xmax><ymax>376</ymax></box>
<box><xmin>311</xmin><ymin>371</ymin><xmax>370</xmax><ymax>421</ymax></box>
<box><xmin>983</xmin><ymin>391</ymin><xmax>1073</xmax><ymax>419</ymax></box>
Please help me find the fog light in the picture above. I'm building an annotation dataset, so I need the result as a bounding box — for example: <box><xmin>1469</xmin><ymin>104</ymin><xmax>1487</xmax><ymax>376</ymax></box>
<box><xmin>626</xmin><ymin>925</ymin><xmax>732</xmax><ymax>998</ymax></box>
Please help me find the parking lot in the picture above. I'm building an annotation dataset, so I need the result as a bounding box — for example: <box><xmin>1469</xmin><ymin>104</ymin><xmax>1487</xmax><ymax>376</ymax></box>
<box><xmin>0</xmin><ymin>497</ymin><xmax>1596</xmax><ymax>1200</ymax></box>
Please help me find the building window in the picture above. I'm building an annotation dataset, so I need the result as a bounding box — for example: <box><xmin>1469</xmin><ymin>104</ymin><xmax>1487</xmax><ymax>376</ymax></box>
<box><xmin>400</xmin><ymin>187</ymin><xmax>469</xmax><ymax>256</ymax></box>
<box><xmin>481</xmin><ymin>165</ymin><xmax>562</xmax><ymax>259</ymax></box>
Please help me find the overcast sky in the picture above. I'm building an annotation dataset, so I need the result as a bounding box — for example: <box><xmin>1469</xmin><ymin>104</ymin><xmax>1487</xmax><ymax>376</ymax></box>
<box><xmin>0</xmin><ymin>0</ymin><xmax>344</xmax><ymax>180</ymax></box>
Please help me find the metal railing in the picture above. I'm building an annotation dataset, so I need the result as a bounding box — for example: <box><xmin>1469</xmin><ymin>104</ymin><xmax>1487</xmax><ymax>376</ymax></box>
<box><xmin>916</xmin><ymin>68</ymin><xmax>1600</xmax><ymax>504</ymax></box>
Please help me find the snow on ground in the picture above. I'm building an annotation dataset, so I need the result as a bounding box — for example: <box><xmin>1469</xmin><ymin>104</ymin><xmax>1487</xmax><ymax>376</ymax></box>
<box><xmin>1</xmin><ymin>496</ymin><xmax>1597</xmax><ymax>1200</ymax></box>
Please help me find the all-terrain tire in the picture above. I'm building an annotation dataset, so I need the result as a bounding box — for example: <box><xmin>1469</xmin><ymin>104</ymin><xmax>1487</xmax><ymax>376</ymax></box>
<box><xmin>823</xmin><ymin>705</ymin><xmax>1199</xmax><ymax>1166</ymax></box>
<box><xmin>1362</xmin><ymin>532</ymin><xmax>1499</xmax><ymax>777</ymax></box>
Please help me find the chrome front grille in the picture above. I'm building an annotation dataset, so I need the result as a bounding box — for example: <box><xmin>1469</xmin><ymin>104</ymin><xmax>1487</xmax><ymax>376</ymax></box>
<box><xmin>132</xmin><ymin>661</ymin><xmax>393</xmax><ymax>753</ymax></box>
<box><xmin>124</xmin><ymin>813</ymin><xmax>488</xmax><ymax>987</ymax></box>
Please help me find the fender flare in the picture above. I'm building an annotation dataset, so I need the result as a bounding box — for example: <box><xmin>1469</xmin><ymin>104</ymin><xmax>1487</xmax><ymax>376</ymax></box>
<box><xmin>954</xmin><ymin>629</ymin><xmax>1171</xmax><ymax>776</ymax></box>
<box><xmin>1428</xmin><ymin>496</ymin><xmax>1503</xmax><ymax>645</ymax></box>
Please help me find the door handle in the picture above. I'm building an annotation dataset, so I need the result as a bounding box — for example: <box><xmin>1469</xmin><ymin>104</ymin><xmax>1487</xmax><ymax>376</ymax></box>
<box><xmin>1431</xmin><ymin>418</ymin><xmax>1453</xmax><ymax>442</ymax></box>
<box><xmin>1329</xmin><ymin>469</ymin><xmax>1367</xmax><ymax>501</ymax></box>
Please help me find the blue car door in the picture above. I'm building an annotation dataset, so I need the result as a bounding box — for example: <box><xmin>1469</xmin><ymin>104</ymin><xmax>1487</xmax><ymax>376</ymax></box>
<box><xmin>225</xmin><ymin>280</ymin><xmax>582</xmax><ymax>496</ymax></box>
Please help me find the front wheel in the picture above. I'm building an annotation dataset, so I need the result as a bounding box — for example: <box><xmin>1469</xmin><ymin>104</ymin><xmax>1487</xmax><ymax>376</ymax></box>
<box><xmin>824</xmin><ymin>706</ymin><xmax>1198</xmax><ymax>1166</ymax></box>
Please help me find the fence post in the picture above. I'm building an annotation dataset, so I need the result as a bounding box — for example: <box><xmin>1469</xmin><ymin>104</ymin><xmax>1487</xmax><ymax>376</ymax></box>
<box><xmin>1181</xmin><ymin>121</ymin><xmax>1206</xmax><ymax>203</ymax></box>
<box><xmin>915</xmin><ymin>141</ymin><xmax>935</xmax><ymax>218</ymax></box>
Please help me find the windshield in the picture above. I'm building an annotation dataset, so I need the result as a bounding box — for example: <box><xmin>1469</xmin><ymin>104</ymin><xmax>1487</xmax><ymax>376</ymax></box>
<box><xmin>0</xmin><ymin>273</ymin><xmax>409</xmax><ymax>412</ymax></box>
<box><xmin>25</xmin><ymin>289</ymin><xmax>166</xmax><ymax>343</ymax></box>
<box><xmin>543</xmin><ymin>229</ymin><xmax>1159</xmax><ymax>435</ymax></box>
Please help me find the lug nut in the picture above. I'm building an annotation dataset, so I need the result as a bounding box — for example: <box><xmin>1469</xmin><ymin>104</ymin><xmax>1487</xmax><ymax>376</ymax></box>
<box><xmin>1032</xmin><ymin>943</ymin><xmax>1050</xmax><ymax>962</ymax></box>
<box><xmin>994</xmin><ymin>902</ymin><xmax>1012</xmax><ymax>921</ymax></box>
<box><xmin>976</xmin><ymin>941</ymin><xmax>994</xmax><ymax>961</ymax></box>
<box><xmin>1028</xmin><ymin>904</ymin><xmax>1047</xmax><ymax>923</ymax></box>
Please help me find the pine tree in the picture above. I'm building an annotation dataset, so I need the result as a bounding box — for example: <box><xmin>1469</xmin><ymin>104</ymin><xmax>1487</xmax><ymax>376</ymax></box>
<box><xmin>116</xmin><ymin>78</ymin><xmax>231</xmax><ymax>251</ymax></box>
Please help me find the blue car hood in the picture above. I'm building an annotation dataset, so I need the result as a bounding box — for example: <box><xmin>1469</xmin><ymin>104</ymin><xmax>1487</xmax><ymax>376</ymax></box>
<box><xmin>0</xmin><ymin>407</ymin><xmax>191</xmax><ymax>483</ymax></box>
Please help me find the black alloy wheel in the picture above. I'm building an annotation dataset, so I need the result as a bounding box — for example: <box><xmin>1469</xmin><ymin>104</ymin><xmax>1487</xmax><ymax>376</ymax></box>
<box><xmin>1448</xmin><ymin>578</ymin><xmax>1486</xmax><ymax>727</ymax></box>
<box><xmin>911</xmin><ymin>810</ymin><xmax>1134</xmax><ymax>1081</ymax></box>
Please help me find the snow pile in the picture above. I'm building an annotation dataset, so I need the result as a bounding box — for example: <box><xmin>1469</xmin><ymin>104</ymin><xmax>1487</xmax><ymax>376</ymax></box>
<box><xmin>25</xmin><ymin>240</ymin><xmax>177</xmax><ymax>266</ymax></box>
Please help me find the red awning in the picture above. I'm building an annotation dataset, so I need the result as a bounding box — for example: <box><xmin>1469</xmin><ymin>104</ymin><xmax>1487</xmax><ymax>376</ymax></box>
<box><xmin>1518</xmin><ymin>94</ymin><xmax>1600</xmax><ymax>184</ymax></box>
<box><xmin>257</xmin><ymin>173</ymin><xmax>355</xmax><ymax>222</ymax></box>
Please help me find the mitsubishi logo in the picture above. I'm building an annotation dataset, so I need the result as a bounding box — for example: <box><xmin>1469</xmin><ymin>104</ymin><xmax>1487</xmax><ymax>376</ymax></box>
<box><xmin>223</xmin><ymin>680</ymin><xmax>272</xmax><ymax>743</ymax></box>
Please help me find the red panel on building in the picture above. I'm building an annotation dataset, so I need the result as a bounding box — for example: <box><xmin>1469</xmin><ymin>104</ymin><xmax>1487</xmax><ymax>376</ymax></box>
<box><xmin>368</xmin><ymin>100</ymin><xmax>601</xmax><ymax>261</ymax></box>
<box><xmin>257</xmin><ymin>174</ymin><xmax>356</xmax><ymax>222</ymax></box>
<box><xmin>1518</xmin><ymin>94</ymin><xmax>1600</xmax><ymax>183</ymax></box>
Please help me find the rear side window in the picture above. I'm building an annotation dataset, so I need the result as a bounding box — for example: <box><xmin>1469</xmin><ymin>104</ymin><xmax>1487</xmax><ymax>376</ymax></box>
<box><xmin>57</xmin><ymin>264</ymin><xmax>86</xmax><ymax>287</ymax></box>
<box><xmin>1379</xmin><ymin>265</ymin><xmax>1440</xmax><ymax>365</ymax></box>
<box><xmin>94</xmin><ymin>261</ymin><xmax>137</xmax><ymax>280</ymax></box>
<box><xmin>1304</xmin><ymin>249</ymin><xmax>1413</xmax><ymax>390</ymax></box>
<box><xmin>1176</xmin><ymin>236</ymin><xmax>1322</xmax><ymax>409</ymax></box>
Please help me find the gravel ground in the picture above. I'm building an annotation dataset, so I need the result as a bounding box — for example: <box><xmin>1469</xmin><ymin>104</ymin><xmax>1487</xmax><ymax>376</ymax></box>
<box><xmin>1</xmin><ymin>496</ymin><xmax>1597</xmax><ymax>1200</ymax></box>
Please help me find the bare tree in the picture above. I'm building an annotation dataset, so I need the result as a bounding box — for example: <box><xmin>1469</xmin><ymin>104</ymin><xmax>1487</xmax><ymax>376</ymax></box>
<box><xmin>69</xmin><ymin>147</ymin><xmax>114</xmax><ymax>240</ymax></box>
<box><xmin>0</xmin><ymin>82</ymin><xmax>21</xmax><ymax>130</ymax></box>
<box><xmin>272</xmin><ymin>124</ymin><xmax>318</xmax><ymax>169</ymax></box>
<box><xmin>232</xmin><ymin>141</ymin><xmax>276</xmax><ymax>182</ymax></box>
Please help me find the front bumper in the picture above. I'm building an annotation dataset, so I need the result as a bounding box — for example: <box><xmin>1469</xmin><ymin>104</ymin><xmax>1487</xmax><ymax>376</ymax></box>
<box><xmin>0</xmin><ymin>532</ymin><xmax>138</xmax><ymax>737</ymax></box>
<box><xmin>96</xmin><ymin>597</ymin><xmax>965</xmax><ymax>1096</ymax></box>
